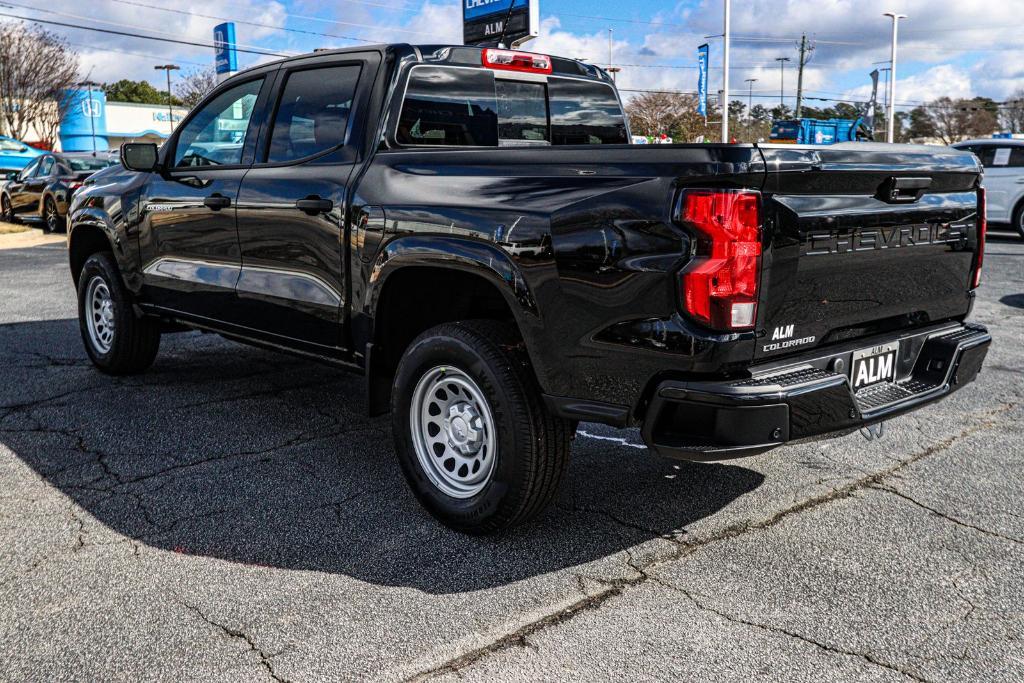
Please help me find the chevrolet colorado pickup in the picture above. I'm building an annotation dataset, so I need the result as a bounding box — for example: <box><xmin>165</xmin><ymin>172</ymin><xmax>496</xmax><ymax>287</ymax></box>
<box><xmin>68</xmin><ymin>44</ymin><xmax>991</xmax><ymax>533</ymax></box>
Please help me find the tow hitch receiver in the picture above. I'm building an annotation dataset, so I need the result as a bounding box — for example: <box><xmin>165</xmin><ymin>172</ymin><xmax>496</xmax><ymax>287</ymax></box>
<box><xmin>860</xmin><ymin>422</ymin><xmax>886</xmax><ymax>442</ymax></box>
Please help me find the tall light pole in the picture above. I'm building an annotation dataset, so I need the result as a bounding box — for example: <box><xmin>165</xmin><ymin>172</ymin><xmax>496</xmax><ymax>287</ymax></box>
<box><xmin>883</xmin><ymin>12</ymin><xmax>907</xmax><ymax>143</ymax></box>
<box><xmin>745</xmin><ymin>78</ymin><xmax>757</xmax><ymax>122</ymax></box>
<box><xmin>153</xmin><ymin>64</ymin><xmax>180</xmax><ymax>134</ymax></box>
<box><xmin>721</xmin><ymin>0</ymin><xmax>731</xmax><ymax>142</ymax></box>
<box><xmin>775</xmin><ymin>57</ymin><xmax>791</xmax><ymax>109</ymax></box>
<box><xmin>606</xmin><ymin>29</ymin><xmax>621</xmax><ymax>82</ymax></box>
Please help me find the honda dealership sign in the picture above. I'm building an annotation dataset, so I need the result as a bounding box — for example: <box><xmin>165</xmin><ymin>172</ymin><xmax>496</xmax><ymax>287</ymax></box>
<box><xmin>214</xmin><ymin>22</ymin><xmax>238</xmax><ymax>83</ymax></box>
<box><xmin>464</xmin><ymin>0</ymin><xmax>539</xmax><ymax>48</ymax></box>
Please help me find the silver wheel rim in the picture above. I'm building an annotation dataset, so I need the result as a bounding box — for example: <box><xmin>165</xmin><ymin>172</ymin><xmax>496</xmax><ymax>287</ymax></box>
<box><xmin>46</xmin><ymin>200</ymin><xmax>57</xmax><ymax>230</ymax></box>
<box><xmin>410</xmin><ymin>366</ymin><xmax>497</xmax><ymax>499</ymax></box>
<box><xmin>84</xmin><ymin>276</ymin><xmax>115</xmax><ymax>354</ymax></box>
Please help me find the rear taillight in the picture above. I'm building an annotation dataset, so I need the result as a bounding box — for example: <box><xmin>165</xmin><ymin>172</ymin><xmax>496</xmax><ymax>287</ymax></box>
<box><xmin>677</xmin><ymin>190</ymin><xmax>762</xmax><ymax>331</ymax></box>
<box><xmin>482</xmin><ymin>49</ymin><xmax>553</xmax><ymax>74</ymax></box>
<box><xmin>973</xmin><ymin>187</ymin><xmax>986</xmax><ymax>289</ymax></box>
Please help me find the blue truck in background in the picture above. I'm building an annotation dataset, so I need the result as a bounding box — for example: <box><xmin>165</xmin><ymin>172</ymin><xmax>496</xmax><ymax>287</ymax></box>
<box><xmin>769</xmin><ymin>118</ymin><xmax>871</xmax><ymax>145</ymax></box>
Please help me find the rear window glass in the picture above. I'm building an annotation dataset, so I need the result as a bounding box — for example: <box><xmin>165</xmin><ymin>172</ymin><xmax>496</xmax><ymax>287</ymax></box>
<box><xmin>548</xmin><ymin>78</ymin><xmax>628</xmax><ymax>145</ymax></box>
<box><xmin>396</xmin><ymin>66</ymin><xmax>627</xmax><ymax>147</ymax></box>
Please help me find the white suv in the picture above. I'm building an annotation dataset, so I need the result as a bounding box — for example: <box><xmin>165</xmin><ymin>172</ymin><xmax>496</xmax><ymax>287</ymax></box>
<box><xmin>952</xmin><ymin>139</ymin><xmax>1024</xmax><ymax>237</ymax></box>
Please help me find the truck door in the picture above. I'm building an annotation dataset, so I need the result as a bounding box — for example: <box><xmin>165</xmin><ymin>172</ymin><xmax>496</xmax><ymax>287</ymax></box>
<box><xmin>233</xmin><ymin>51</ymin><xmax>380</xmax><ymax>352</ymax></box>
<box><xmin>136</xmin><ymin>75</ymin><xmax>272</xmax><ymax>323</ymax></box>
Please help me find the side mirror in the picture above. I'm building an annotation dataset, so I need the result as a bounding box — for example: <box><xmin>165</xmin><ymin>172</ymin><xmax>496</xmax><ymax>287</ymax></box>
<box><xmin>4</xmin><ymin>172</ymin><xmax>17</xmax><ymax>181</ymax></box>
<box><xmin>120</xmin><ymin>143</ymin><xmax>160</xmax><ymax>173</ymax></box>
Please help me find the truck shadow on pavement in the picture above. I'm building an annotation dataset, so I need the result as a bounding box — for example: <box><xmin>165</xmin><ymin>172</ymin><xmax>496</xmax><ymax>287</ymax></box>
<box><xmin>0</xmin><ymin>319</ymin><xmax>764</xmax><ymax>594</ymax></box>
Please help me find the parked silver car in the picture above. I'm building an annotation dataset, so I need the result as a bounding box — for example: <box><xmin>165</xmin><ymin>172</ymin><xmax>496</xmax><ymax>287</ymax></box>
<box><xmin>952</xmin><ymin>139</ymin><xmax>1024</xmax><ymax>237</ymax></box>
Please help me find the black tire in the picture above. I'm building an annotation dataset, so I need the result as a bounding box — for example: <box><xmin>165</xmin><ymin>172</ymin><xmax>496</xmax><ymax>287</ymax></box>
<box><xmin>44</xmin><ymin>197</ymin><xmax>65</xmax><ymax>233</ymax></box>
<box><xmin>1013</xmin><ymin>201</ymin><xmax>1024</xmax><ymax>240</ymax></box>
<box><xmin>392</xmin><ymin>320</ymin><xmax>573</xmax><ymax>534</ymax></box>
<box><xmin>1</xmin><ymin>194</ymin><xmax>16</xmax><ymax>224</ymax></box>
<box><xmin>77</xmin><ymin>252</ymin><xmax>160</xmax><ymax>375</ymax></box>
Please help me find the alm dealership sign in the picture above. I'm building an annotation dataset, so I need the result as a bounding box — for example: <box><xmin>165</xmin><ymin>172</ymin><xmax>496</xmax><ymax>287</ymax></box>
<box><xmin>464</xmin><ymin>0</ymin><xmax>539</xmax><ymax>48</ymax></box>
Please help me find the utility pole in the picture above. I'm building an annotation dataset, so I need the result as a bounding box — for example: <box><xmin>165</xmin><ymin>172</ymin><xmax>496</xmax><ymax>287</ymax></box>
<box><xmin>722</xmin><ymin>0</ymin><xmax>731</xmax><ymax>142</ymax></box>
<box><xmin>154</xmin><ymin>64</ymin><xmax>180</xmax><ymax>134</ymax></box>
<box><xmin>883</xmin><ymin>12</ymin><xmax>907</xmax><ymax>143</ymax></box>
<box><xmin>775</xmin><ymin>57</ymin><xmax>790</xmax><ymax>109</ymax></box>
<box><xmin>745</xmin><ymin>78</ymin><xmax>757</xmax><ymax>122</ymax></box>
<box><xmin>794</xmin><ymin>33</ymin><xmax>814</xmax><ymax>118</ymax></box>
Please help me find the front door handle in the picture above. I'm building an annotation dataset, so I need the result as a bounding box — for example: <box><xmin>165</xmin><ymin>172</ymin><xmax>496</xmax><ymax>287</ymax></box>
<box><xmin>203</xmin><ymin>194</ymin><xmax>231</xmax><ymax>211</ymax></box>
<box><xmin>295</xmin><ymin>196</ymin><xmax>334</xmax><ymax>215</ymax></box>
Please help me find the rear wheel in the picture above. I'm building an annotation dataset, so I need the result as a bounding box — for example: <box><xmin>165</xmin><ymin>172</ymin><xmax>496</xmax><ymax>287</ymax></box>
<box><xmin>44</xmin><ymin>197</ymin><xmax>64</xmax><ymax>233</ymax></box>
<box><xmin>1013</xmin><ymin>201</ymin><xmax>1024</xmax><ymax>239</ymax></box>
<box><xmin>392</xmin><ymin>320</ymin><xmax>573</xmax><ymax>534</ymax></box>
<box><xmin>77</xmin><ymin>252</ymin><xmax>160</xmax><ymax>375</ymax></box>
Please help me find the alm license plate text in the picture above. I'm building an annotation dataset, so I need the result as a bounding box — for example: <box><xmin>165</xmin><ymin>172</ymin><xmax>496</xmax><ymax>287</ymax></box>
<box><xmin>852</xmin><ymin>342</ymin><xmax>899</xmax><ymax>390</ymax></box>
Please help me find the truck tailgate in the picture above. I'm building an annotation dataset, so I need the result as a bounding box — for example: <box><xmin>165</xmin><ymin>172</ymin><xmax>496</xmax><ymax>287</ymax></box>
<box><xmin>754</xmin><ymin>143</ymin><xmax>983</xmax><ymax>361</ymax></box>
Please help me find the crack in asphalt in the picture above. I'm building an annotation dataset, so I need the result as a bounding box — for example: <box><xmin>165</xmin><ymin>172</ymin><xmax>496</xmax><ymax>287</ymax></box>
<box><xmin>180</xmin><ymin>600</ymin><xmax>290</xmax><ymax>683</ymax></box>
<box><xmin>658</xmin><ymin>578</ymin><xmax>932</xmax><ymax>682</ymax></box>
<box><xmin>406</xmin><ymin>401</ymin><xmax>1018</xmax><ymax>681</ymax></box>
<box><xmin>869</xmin><ymin>484</ymin><xmax>1024</xmax><ymax>546</ymax></box>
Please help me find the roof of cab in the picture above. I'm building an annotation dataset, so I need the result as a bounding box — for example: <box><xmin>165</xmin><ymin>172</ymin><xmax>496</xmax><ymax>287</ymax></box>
<box><xmin>223</xmin><ymin>43</ymin><xmax>612</xmax><ymax>84</ymax></box>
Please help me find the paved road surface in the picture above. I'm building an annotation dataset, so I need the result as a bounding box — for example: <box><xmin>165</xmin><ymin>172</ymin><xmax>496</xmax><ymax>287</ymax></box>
<box><xmin>1</xmin><ymin>230</ymin><xmax>1022</xmax><ymax>681</ymax></box>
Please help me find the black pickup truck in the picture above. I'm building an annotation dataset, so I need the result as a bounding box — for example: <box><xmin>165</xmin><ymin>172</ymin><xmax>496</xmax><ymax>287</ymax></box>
<box><xmin>68</xmin><ymin>44</ymin><xmax>991</xmax><ymax>533</ymax></box>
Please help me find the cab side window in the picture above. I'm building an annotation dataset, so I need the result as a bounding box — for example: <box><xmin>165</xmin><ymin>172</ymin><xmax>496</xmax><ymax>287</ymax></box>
<box><xmin>173</xmin><ymin>79</ymin><xmax>263</xmax><ymax>168</ymax></box>
<box><xmin>266</xmin><ymin>65</ymin><xmax>362</xmax><ymax>163</ymax></box>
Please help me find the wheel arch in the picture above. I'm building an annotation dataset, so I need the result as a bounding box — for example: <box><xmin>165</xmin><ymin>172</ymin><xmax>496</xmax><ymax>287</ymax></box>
<box><xmin>362</xmin><ymin>235</ymin><xmax>545</xmax><ymax>416</ymax></box>
<box><xmin>68</xmin><ymin>216</ymin><xmax>122</xmax><ymax>287</ymax></box>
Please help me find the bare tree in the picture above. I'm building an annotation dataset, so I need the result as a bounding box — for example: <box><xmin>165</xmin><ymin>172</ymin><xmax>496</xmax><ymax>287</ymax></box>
<box><xmin>34</xmin><ymin>90</ymin><xmax>78</xmax><ymax>150</ymax></box>
<box><xmin>174</xmin><ymin>67</ymin><xmax>218</xmax><ymax>109</ymax></box>
<box><xmin>624</xmin><ymin>91</ymin><xmax>720</xmax><ymax>142</ymax></box>
<box><xmin>927</xmin><ymin>97</ymin><xmax>999</xmax><ymax>145</ymax></box>
<box><xmin>1001</xmin><ymin>88</ymin><xmax>1024</xmax><ymax>135</ymax></box>
<box><xmin>0</xmin><ymin>22</ymin><xmax>79</xmax><ymax>141</ymax></box>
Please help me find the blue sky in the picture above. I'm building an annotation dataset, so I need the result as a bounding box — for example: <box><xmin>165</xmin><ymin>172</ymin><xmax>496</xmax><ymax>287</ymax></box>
<box><xmin>7</xmin><ymin>0</ymin><xmax>1024</xmax><ymax>110</ymax></box>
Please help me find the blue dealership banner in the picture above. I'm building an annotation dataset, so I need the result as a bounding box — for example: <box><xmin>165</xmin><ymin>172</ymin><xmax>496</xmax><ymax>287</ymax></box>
<box><xmin>214</xmin><ymin>22</ymin><xmax>237</xmax><ymax>76</ymax></box>
<box><xmin>697</xmin><ymin>43</ymin><xmax>709</xmax><ymax>118</ymax></box>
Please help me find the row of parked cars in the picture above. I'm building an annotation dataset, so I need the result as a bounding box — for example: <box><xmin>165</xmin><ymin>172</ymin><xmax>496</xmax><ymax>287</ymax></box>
<box><xmin>0</xmin><ymin>135</ymin><xmax>117</xmax><ymax>232</ymax></box>
<box><xmin>2</xmin><ymin>132</ymin><xmax>1023</xmax><ymax>237</ymax></box>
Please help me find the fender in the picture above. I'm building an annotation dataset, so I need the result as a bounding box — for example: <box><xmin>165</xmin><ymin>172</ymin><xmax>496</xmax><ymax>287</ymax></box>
<box><xmin>67</xmin><ymin>204</ymin><xmax>140</xmax><ymax>291</ymax></box>
<box><xmin>364</xmin><ymin>234</ymin><xmax>539</xmax><ymax>320</ymax></box>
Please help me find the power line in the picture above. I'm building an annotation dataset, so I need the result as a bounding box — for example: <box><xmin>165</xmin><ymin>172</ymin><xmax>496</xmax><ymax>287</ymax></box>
<box><xmin>103</xmin><ymin>0</ymin><xmax>428</xmax><ymax>39</ymax></box>
<box><xmin>0</xmin><ymin>10</ymin><xmax>289</xmax><ymax>58</ymax></box>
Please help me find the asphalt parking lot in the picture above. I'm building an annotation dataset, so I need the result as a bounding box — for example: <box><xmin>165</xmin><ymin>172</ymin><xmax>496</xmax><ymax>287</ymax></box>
<box><xmin>1</xmin><ymin>227</ymin><xmax>1022</xmax><ymax>682</ymax></box>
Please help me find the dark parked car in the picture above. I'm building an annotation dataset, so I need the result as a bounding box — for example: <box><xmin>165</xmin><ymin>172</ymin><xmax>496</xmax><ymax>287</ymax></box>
<box><xmin>1</xmin><ymin>152</ymin><xmax>115</xmax><ymax>231</ymax></box>
<box><xmin>67</xmin><ymin>44</ymin><xmax>990</xmax><ymax>533</ymax></box>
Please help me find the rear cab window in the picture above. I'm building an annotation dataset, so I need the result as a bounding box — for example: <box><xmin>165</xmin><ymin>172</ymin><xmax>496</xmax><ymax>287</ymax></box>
<box><xmin>396</xmin><ymin>65</ymin><xmax>627</xmax><ymax>148</ymax></box>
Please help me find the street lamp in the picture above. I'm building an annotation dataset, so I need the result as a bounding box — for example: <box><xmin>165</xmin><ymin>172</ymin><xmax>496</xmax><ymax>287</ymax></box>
<box><xmin>883</xmin><ymin>12</ymin><xmax>907</xmax><ymax>143</ymax></box>
<box><xmin>744</xmin><ymin>78</ymin><xmax>757</xmax><ymax>122</ymax></box>
<box><xmin>775</xmin><ymin>57</ymin><xmax>791</xmax><ymax>109</ymax></box>
<box><xmin>153</xmin><ymin>64</ymin><xmax>180</xmax><ymax>134</ymax></box>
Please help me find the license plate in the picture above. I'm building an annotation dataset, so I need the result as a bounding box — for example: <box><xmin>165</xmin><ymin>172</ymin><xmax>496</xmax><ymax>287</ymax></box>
<box><xmin>851</xmin><ymin>342</ymin><xmax>899</xmax><ymax>390</ymax></box>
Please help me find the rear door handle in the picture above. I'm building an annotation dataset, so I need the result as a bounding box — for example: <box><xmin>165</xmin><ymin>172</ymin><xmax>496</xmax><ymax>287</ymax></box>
<box><xmin>203</xmin><ymin>194</ymin><xmax>231</xmax><ymax>211</ymax></box>
<box><xmin>295</xmin><ymin>196</ymin><xmax>334</xmax><ymax>215</ymax></box>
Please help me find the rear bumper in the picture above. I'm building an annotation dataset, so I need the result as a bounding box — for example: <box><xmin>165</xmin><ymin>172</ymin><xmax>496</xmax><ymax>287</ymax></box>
<box><xmin>641</xmin><ymin>322</ymin><xmax>991</xmax><ymax>461</ymax></box>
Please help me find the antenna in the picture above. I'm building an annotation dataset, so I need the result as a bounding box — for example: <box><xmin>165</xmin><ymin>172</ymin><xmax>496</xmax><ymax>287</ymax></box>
<box><xmin>495</xmin><ymin>1</ymin><xmax>517</xmax><ymax>49</ymax></box>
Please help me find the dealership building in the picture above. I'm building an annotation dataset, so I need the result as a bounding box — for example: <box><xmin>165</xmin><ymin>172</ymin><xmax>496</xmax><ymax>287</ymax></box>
<box><xmin>52</xmin><ymin>86</ymin><xmax>188</xmax><ymax>153</ymax></box>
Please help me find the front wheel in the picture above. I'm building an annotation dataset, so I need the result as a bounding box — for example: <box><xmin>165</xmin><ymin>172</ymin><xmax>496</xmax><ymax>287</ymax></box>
<box><xmin>1</xmin><ymin>194</ymin><xmax>15</xmax><ymax>224</ymax></box>
<box><xmin>77</xmin><ymin>252</ymin><xmax>161</xmax><ymax>375</ymax></box>
<box><xmin>392</xmin><ymin>320</ymin><xmax>573</xmax><ymax>534</ymax></box>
